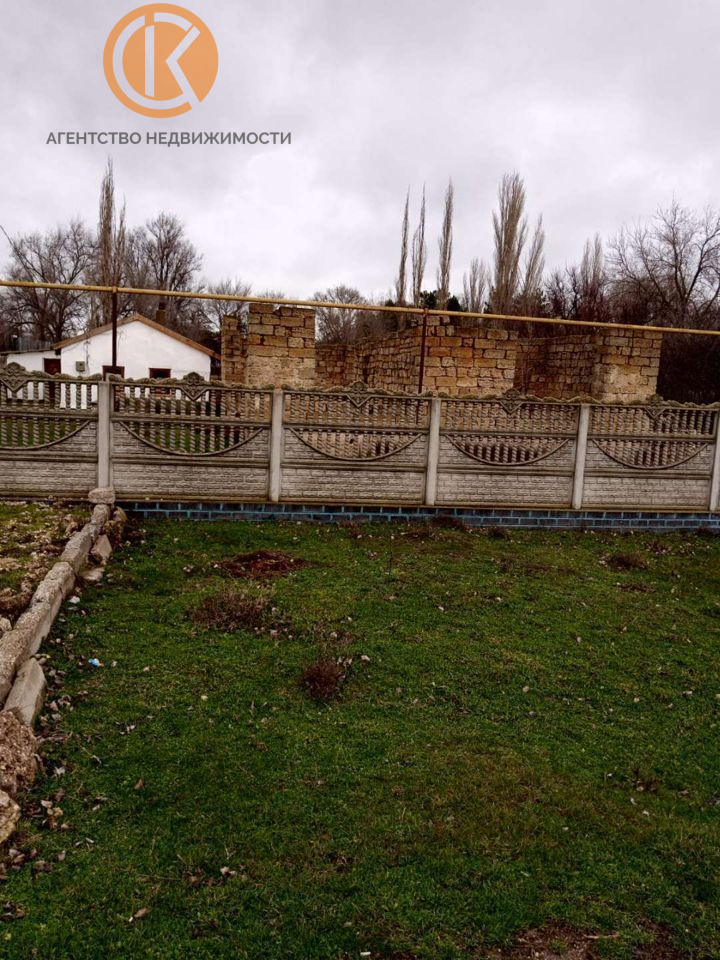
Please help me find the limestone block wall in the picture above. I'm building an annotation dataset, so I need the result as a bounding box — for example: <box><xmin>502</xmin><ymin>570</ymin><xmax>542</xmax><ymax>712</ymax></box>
<box><xmin>515</xmin><ymin>336</ymin><xmax>598</xmax><ymax>397</ymax></box>
<box><xmin>514</xmin><ymin>329</ymin><xmax>662</xmax><ymax>401</ymax></box>
<box><xmin>315</xmin><ymin>321</ymin><xmax>518</xmax><ymax>396</ymax></box>
<box><xmin>591</xmin><ymin>330</ymin><xmax>663</xmax><ymax>402</ymax></box>
<box><xmin>222</xmin><ymin>308</ymin><xmax>661</xmax><ymax>402</ymax></box>
<box><xmin>220</xmin><ymin>315</ymin><xmax>246</xmax><ymax>384</ymax></box>
<box><xmin>316</xmin><ymin>327</ymin><xmax>422</xmax><ymax>393</ymax></box>
<box><xmin>244</xmin><ymin>303</ymin><xmax>316</xmax><ymax>389</ymax></box>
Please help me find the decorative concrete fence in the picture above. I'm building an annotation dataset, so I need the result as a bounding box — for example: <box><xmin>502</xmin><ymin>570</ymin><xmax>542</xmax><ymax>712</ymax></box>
<box><xmin>1</xmin><ymin>363</ymin><xmax>719</xmax><ymax>517</ymax></box>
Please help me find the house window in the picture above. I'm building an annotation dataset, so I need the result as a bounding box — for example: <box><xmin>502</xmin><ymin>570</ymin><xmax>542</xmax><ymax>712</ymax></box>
<box><xmin>102</xmin><ymin>365</ymin><xmax>125</xmax><ymax>377</ymax></box>
<box><xmin>148</xmin><ymin>368</ymin><xmax>172</xmax><ymax>380</ymax></box>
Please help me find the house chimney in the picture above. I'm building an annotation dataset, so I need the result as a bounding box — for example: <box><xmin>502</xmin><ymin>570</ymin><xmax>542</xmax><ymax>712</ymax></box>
<box><xmin>156</xmin><ymin>300</ymin><xmax>167</xmax><ymax>325</ymax></box>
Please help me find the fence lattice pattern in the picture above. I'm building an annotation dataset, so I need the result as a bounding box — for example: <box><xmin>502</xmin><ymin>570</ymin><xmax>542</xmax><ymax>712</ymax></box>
<box><xmin>0</xmin><ymin>368</ymin><xmax>718</xmax><ymax>511</ymax></box>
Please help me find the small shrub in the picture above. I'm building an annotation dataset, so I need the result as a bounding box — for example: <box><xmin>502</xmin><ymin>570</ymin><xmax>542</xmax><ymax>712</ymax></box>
<box><xmin>607</xmin><ymin>553</ymin><xmax>648</xmax><ymax>572</ymax></box>
<box><xmin>300</xmin><ymin>658</ymin><xmax>346</xmax><ymax>702</ymax></box>
<box><xmin>191</xmin><ymin>588</ymin><xmax>268</xmax><ymax>633</ymax></box>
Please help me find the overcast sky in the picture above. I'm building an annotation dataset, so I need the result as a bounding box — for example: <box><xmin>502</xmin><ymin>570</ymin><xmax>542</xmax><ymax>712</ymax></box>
<box><xmin>2</xmin><ymin>0</ymin><xmax>719</xmax><ymax>300</ymax></box>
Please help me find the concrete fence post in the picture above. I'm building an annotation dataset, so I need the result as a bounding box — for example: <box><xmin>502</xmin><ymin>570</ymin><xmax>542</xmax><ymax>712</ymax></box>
<box><xmin>96</xmin><ymin>380</ymin><xmax>112</xmax><ymax>489</ymax></box>
<box><xmin>710</xmin><ymin>410</ymin><xmax>720</xmax><ymax>513</ymax></box>
<box><xmin>268</xmin><ymin>388</ymin><xmax>284</xmax><ymax>503</ymax></box>
<box><xmin>571</xmin><ymin>404</ymin><xmax>590</xmax><ymax>510</ymax></box>
<box><xmin>424</xmin><ymin>396</ymin><xmax>442</xmax><ymax>507</ymax></box>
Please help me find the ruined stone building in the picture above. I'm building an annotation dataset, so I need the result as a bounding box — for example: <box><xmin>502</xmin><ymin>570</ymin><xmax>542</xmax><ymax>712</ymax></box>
<box><xmin>221</xmin><ymin>302</ymin><xmax>663</xmax><ymax>401</ymax></box>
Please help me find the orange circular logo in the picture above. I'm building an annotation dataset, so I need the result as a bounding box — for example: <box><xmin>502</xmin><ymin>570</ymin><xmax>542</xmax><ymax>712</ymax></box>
<box><xmin>103</xmin><ymin>4</ymin><xmax>218</xmax><ymax>118</ymax></box>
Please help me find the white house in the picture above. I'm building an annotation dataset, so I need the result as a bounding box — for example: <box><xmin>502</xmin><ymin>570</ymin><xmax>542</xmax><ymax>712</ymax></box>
<box><xmin>3</xmin><ymin>314</ymin><xmax>218</xmax><ymax>380</ymax></box>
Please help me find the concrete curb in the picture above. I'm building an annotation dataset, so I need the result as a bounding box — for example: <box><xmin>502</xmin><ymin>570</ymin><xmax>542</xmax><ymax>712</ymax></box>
<box><xmin>4</xmin><ymin>659</ymin><xmax>46</xmax><ymax>727</ymax></box>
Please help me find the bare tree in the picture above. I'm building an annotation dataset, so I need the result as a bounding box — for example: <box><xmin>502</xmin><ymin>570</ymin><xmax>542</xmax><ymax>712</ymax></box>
<box><xmin>491</xmin><ymin>172</ymin><xmax>528</xmax><ymax>314</ymax></box>
<box><xmin>411</xmin><ymin>187</ymin><xmax>427</xmax><ymax>307</ymax></box>
<box><xmin>314</xmin><ymin>285</ymin><xmax>366</xmax><ymax>342</ymax></box>
<box><xmin>202</xmin><ymin>278</ymin><xmax>252</xmax><ymax>331</ymax></box>
<box><xmin>124</xmin><ymin>213</ymin><xmax>203</xmax><ymax>329</ymax></box>
<box><xmin>92</xmin><ymin>159</ymin><xmax>126</xmax><ymax>328</ymax></box>
<box><xmin>609</xmin><ymin>202</ymin><xmax>720</xmax><ymax>328</ymax></box>
<box><xmin>578</xmin><ymin>234</ymin><xmax>606</xmax><ymax>321</ymax></box>
<box><xmin>394</xmin><ymin>190</ymin><xmax>410</xmax><ymax>306</ymax></box>
<box><xmin>0</xmin><ymin>220</ymin><xmax>92</xmax><ymax>343</ymax></box>
<box><xmin>518</xmin><ymin>215</ymin><xmax>545</xmax><ymax>317</ymax></box>
<box><xmin>436</xmin><ymin>180</ymin><xmax>454</xmax><ymax>310</ymax></box>
<box><xmin>461</xmin><ymin>258</ymin><xmax>488</xmax><ymax>314</ymax></box>
<box><xmin>545</xmin><ymin>235</ymin><xmax>607</xmax><ymax>327</ymax></box>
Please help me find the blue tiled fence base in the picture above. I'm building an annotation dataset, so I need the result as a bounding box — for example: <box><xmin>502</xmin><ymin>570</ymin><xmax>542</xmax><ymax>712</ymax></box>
<box><xmin>120</xmin><ymin>501</ymin><xmax>720</xmax><ymax>531</ymax></box>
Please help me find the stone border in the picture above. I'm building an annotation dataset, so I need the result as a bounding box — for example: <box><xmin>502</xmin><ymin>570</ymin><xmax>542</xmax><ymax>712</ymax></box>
<box><xmin>0</xmin><ymin>495</ymin><xmax>127</xmax><ymax>728</ymax></box>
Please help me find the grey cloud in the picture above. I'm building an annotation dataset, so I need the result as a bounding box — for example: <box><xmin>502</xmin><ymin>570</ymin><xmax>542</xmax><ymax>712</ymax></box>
<box><xmin>1</xmin><ymin>0</ymin><xmax>719</xmax><ymax>298</ymax></box>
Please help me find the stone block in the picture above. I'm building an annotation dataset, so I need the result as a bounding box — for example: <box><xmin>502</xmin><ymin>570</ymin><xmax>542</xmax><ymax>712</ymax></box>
<box><xmin>0</xmin><ymin>790</ymin><xmax>20</xmax><ymax>843</ymax></box>
<box><xmin>13</xmin><ymin>603</ymin><xmax>56</xmax><ymax>657</ymax></box>
<box><xmin>90</xmin><ymin>534</ymin><xmax>113</xmax><ymax>566</ymax></box>
<box><xmin>0</xmin><ymin>629</ymin><xmax>31</xmax><ymax>704</ymax></box>
<box><xmin>60</xmin><ymin>525</ymin><xmax>95</xmax><ymax>573</ymax></box>
<box><xmin>4</xmin><ymin>658</ymin><xmax>46</xmax><ymax>727</ymax></box>
<box><xmin>88</xmin><ymin>486</ymin><xmax>115</xmax><ymax>505</ymax></box>
<box><xmin>30</xmin><ymin>561</ymin><xmax>75</xmax><ymax>620</ymax></box>
<box><xmin>91</xmin><ymin>504</ymin><xmax>111</xmax><ymax>528</ymax></box>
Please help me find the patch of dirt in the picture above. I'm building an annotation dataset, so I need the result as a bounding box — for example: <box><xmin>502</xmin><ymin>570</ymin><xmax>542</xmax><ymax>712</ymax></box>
<box><xmin>633</xmin><ymin>924</ymin><xmax>687</xmax><ymax>958</ymax></box>
<box><xmin>0</xmin><ymin>713</ymin><xmax>38</xmax><ymax>798</ymax></box>
<box><xmin>339</xmin><ymin>520</ymin><xmax>364</xmax><ymax>539</ymax></box>
<box><xmin>431</xmin><ymin>515</ymin><xmax>468</xmax><ymax>532</ymax></box>
<box><xmin>191</xmin><ymin>588</ymin><xmax>269</xmax><ymax>633</ymax></box>
<box><xmin>619</xmin><ymin>582</ymin><xmax>652</xmax><ymax>593</ymax></box>
<box><xmin>300</xmin><ymin>657</ymin><xmax>350</xmax><ymax>702</ymax></box>
<box><xmin>219</xmin><ymin>550</ymin><xmax>308</xmax><ymax>580</ymax></box>
<box><xmin>486</xmin><ymin>923</ymin><xmax>686</xmax><ymax>959</ymax></box>
<box><xmin>486</xmin><ymin>524</ymin><xmax>512</xmax><ymax>540</ymax></box>
<box><xmin>0</xmin><ymin>592</ymin><xmax>30</xmax><ymax>621</ymax></box>
<box><xmin>494</xmin><ymin>559</ymin><xmax>574</xmax><ymax>577</ymax></box>
<box><xmin>487</xmin><ymin>924</ymin><xmax>603</xmax><ymax>959</ymax></box>
<box><xmin>402</xmin><ymin>523</ymin><xmax>435</xmax><ymax>541</ymax></box>
<box><xmin>606</xmin><ymin>552</ymin><xmax>648</xmax><ymax>572</ymax></box>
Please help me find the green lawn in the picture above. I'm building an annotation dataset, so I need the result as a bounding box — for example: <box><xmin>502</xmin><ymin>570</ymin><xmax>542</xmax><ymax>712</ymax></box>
<box><xmin>3</xmin><ymin>519</ymin><xmax>720</xmax><ymax>959</ymax></box>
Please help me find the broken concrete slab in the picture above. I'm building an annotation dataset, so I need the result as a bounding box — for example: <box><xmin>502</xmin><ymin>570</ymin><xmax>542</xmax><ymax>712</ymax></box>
<box><xmin>0</xmin><ymin>629</ymin><xmax>28</xmax><ymax>704</ymax></box>
<box><xmin>30</xmin><ymin>561</ymin><xmax>75</xmax><ymax>619</ymax></box>
<box><xmin>91</xmin><ymin>504</ymin><xmax>111</xmax><ymax>529</ymax></box>
<box><xmin>90</xmin><ymin>534</ymin><xmax>112</xmax><ymax>565</ymax></box>
<box><xmin>4</xmin><ymin>658</ymin><xmax>47</xmax><ymax>727</ymax></box>
<box><xmin>60</xmin><ymin>525</ymin><xmax>95</xmax><ymax>574</ymax></box>
<box><xmin>13</xmin><ymin>602</ymin><xmax>56</xmax><ymax>657</ymax></box>
<box><xmin>80</xmin><ymin>566</ymin><xmax>104</xmax><ymax>584</ymax></box>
